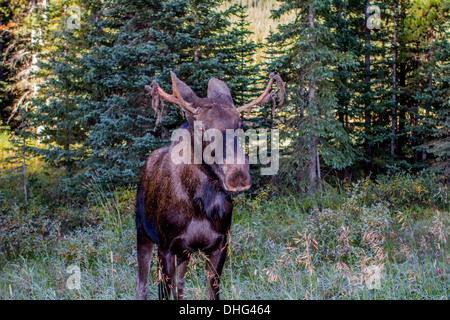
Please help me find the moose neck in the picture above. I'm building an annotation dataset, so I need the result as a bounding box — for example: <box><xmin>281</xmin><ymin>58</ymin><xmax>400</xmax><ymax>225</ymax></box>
<box><xmin>178</xmin><ymin>160</ymin><xmax>231</xmax><ymax>221</ymax></box>
<box><xmin>196</xmin><ymin>171</ymin><xmax>231</xmax><ymax>220</ymax></box>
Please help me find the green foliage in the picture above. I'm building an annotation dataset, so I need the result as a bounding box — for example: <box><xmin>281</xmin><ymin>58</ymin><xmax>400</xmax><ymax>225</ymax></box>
<box><xmin>83</xmin><ymin>178</ymin><xmax>136</xmax><ymax>240</ymax></box>
<box><xmin>345</xmin><ymin>171</ymin><xmax>449</xmax><ymax>211</ymax></box>
<box><xmin>0</xmin><ymin>0</ymin><xmax>39</xmax><ymax>129</ymax></box>
<box><xmin>267</xmin><ymin>0</ymin><xmax>357</xmax><ymax>192</ymax></box>
<box><xmin>0</xmin><ymin>195</ymin><xmax>60</xmax><ymax>260</ymax></box>
<box><xmin>1</xmin><ymin>173</ymin><xmax>448</xmax><ymax>299</ymax></box>
<box><xmin>29</xmin><ymin>0</ymin><xmax>261</xmax><ymax>192</ymax></box>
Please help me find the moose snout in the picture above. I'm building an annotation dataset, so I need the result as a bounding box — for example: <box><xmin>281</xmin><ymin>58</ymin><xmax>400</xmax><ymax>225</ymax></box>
<box><xmin>223</xmin><ymin>170</ymin><xmax>252</xmax><ymax>193</ymax></box>
<box><xmin>224</xmin><ymin>184</ymin><xmax>251</xmax><ymax>193</ymax></box>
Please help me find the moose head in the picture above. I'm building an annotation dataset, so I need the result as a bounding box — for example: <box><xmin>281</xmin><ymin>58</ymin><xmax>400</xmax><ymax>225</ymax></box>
<box><xmin>145</xmin><ymin>71</ymin><xmax>284</xmax><ymax>193</ymax></box>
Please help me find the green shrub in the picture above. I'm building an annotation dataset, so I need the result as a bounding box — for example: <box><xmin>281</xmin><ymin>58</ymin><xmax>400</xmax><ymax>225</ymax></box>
<box><xmin>0</xmin><ymin>196</ymin><xmax>61</xmax><ymax>260</ymax></box>
<box><xmin>375</xmin><ymin>172</ymin><xmax>445</xmax><ymax>208</ymax></box>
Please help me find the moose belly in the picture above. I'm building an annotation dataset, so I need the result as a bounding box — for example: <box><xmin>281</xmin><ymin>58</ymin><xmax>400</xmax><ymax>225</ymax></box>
<box><xmin>176</xmin><ymin>219</ymin><xmax>224</xmax><ymax>253</ymax></box>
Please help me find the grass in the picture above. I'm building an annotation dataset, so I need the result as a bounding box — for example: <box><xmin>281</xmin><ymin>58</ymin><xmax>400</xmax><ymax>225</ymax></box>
<box><xmin>0</xmin><ymin>183</ymin><xmax>448</xmax><ymax>299</ymax></box>
<box><xmin>0</xmin><ymin>131</ymin><xmax>449</xmax><ymax>300</ymax></box>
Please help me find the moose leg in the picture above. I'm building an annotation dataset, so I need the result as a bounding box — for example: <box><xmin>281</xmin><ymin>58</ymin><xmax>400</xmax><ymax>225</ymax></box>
<box><xmin>205</xmin><ymin>239</ymin><xmax>228</xmax><ymax>300</ymax></box>
<box><xmin>158</xmin><ymin>249</ymin><xmax>190</xmax><ymax>300</ymax></box>
<box><xmin>172</xmin><ymin>256</ymin><xmax>189</xmax><ymax>300</ymax></box>
<box><xmin>136</xmin><ymin>229</ymin><xmax>154</xmax><ymax>300</ymax></box>
<box><xmin>157</xmin><ymin>249</ymin><xmax>173</xmax><ymax>300</ymax></box>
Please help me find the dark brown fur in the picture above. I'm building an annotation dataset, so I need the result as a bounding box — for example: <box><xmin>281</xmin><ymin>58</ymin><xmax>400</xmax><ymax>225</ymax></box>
<box><xmin>136</xmin><ymin>74</ymin><xmax>251</xmax><ymax>300</ymax></box>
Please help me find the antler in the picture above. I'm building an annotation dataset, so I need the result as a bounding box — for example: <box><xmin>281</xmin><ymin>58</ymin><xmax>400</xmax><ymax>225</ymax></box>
<box><xmin>169</xmin><ymin>71</ymin><xmax>199</xmax><ymax>115</ymax></box>
<box><xmin>145</xmin><ymin>73</ymin><xmax>199</xmax><ymax>116</ymax></box>
<box><xmin>237</xmin><ymin>73</ymin><xmax>285</xmax><ymax>115</ymax></box>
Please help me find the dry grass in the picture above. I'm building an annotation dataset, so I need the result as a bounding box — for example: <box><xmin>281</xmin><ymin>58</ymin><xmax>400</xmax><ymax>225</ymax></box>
<box><xmin>0</xmin><ymin>136</ymin><xmax>448</xmax><ymax>299</ymax></box>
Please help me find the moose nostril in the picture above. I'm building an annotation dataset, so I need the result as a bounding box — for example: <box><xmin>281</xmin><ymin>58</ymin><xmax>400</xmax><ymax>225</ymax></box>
<box><xmin>224</xmin><ymin>184</ymin><xmax>251</xmax><ymax>193</ymax></box>
<box><xmin>222</xmin><ymin>169</ymin><xmax>252</xmax><ymax>192</ymax></box>
<box><xmin>237</xmin><ymin>184</ymin><xmax>251</xmax><ymax>192</ymax></box>
<box><xmin>224</xmin><ymin>180</ymin><xmax>251</xmax><ymax>193</ymax></box>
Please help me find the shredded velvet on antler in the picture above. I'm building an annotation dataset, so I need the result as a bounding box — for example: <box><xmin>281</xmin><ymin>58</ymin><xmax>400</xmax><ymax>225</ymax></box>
<box><xmin>145</xmin><ymin>83</ymin><xmax>164</xmax><ymax>130</ymax></box>
<box><xmin>239</xmin><ymin>72</ymin><xmax>285</xmax><ymax>116</ymax></box>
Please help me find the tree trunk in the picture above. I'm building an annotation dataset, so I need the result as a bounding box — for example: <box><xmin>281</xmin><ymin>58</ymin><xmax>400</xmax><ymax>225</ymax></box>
<box><xmin>307</xmin><ymin>2</ymin><xmax>318</xmax><ymax>195</ymax></box>
<box><xmin>391</xmin><ymin>1</ymin><xmax>397</xmax><ymax>156</ymax></box>
<box><xmin>22</xmin><ymin>135</ymin><xmax>28</xmax><ymax>202</ymax></box>
<box><xmin>397</xmin><ymin>1</ymin><xmax>406</xmax><ymax>160</ymax></box>
<box><xmin>423</xmin><ymin>30</ymin><xmax>434</xmax><ymax>161</ymax></box>
<box><xmin>299</xmin><ymin>69</ymin><xmax>305</xmax><ymax>118</ymax></box>
<box><xmin>364</xmin><ymin>1</ymin><xmax>372</xmax><ymax>174</ymax></box>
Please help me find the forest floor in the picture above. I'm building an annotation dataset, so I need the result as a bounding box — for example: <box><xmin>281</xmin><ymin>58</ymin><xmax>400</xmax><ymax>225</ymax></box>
<box><xmin>0</xmin><ymin>131</ymin><xmax>449</xmax><ymax>299</ymax></box>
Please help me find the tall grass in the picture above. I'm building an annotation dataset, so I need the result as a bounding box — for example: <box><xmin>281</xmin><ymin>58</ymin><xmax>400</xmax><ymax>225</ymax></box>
<box><xmin>84</xmin><ymin>178</ymin><xmax>125</xmax><ymax>239</ymax></box>
<box><xmin>0</xmin><ymin>171</ymin><xmax>448</xmax><ymax>299</ymax></box>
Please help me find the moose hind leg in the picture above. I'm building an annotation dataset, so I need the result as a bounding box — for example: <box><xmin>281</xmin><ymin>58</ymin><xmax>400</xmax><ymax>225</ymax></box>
<box><xmin>136</xmin><ymin>230</ymin><xmax>154</xmax><ymax>300</ymax></box>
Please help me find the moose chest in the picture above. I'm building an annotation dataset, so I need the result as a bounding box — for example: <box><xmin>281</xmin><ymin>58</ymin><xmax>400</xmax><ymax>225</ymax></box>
<box><xmin>177</xmin><ymin>219</ymin><xmax>225</xmax><ymax>253</ymax></box>
<box><xmin>167</xmin><ymin>189</ymin><xmax>233</xmax><ymax>254</ymax></box>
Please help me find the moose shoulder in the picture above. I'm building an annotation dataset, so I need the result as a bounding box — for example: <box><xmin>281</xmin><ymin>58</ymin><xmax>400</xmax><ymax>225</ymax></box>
<box><xmin>135</xmin><ymin>72</ymin><xmax>284</xmax><ymax>300</ymax></box>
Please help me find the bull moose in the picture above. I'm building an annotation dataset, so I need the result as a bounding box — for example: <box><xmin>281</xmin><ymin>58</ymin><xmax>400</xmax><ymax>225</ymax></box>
<box><xmin>135</xmin><ymin>71</ymin><xmax>283</xmax><ymax>300</ymax></box>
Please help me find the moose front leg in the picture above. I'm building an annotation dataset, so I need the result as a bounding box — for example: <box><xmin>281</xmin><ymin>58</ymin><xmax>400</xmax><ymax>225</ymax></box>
<box><xmin>158</xmin><ymin>249</ymin><xmax>189</xmax><ymax>300</ymax></box>
<box><xmin>136</xmin><ymin>227</ymin><xmax>154</xmax><ymax>300</ymax></box>
<box><xmin>205</xmin><ymin>239</ymin><xmax>228</xmax><ymax>300</ymax></box>
<box><xmin>173</xmin><ymin>257</ymin><xmax>189</xmax><ymax>299</ymax></box>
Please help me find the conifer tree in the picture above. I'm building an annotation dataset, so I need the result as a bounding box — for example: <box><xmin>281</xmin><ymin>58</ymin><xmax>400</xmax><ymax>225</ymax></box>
<box><xmin>33</xmin><ymin>0</ymin><xmax>96</xmax><ymax>173</ymax></box>
<box><xmin>34</xmin><ymin>0</ymin><xmax>259</xmax><ymax>189</ymax></box>
<box><xmin>406</xmin><ymin>0</ymin><xmax>450</xmax><ymax>174</ymax></box>
<box><xmin>72</xmin><ymin>0</ymin><xmax>187</xmax><ymax>187</ymax></box>
<box><xmin>267</xmin><ymin>0</ymin><xmax>356</xmax><ymax>194</ymax></box>
<box><xmin>222</xmin><ymin>4</ymin><xmax>261</xmax><ymax>108</ymax></box>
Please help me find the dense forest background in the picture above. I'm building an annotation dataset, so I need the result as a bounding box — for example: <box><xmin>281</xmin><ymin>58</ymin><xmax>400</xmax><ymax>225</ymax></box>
<box><xmin>1</xmin><ymin>0</ymin><xmax>449</xmax><ymax>195</ymax></box>
<box><xmin>0</xmin><ymin>0</ymin><xmax>449</xmax><ymax>300</ymax></box>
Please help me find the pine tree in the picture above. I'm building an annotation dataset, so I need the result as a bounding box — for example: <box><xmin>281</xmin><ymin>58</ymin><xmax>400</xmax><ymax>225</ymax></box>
<box><xmin>267</xmin><ymin>0</ymin><xmax>356</xmax><ymax>194</ymax></box>
<box><xmin>40</xmin><ymin>0</ymin><xmax>257</xmax><ymax>189</ymax></box>
<box><xmin>427</xmin><ymin>35</ymin><xmax>450</xmax><ymax>176</ymax></box>
<box><xmin>222</xmin><ymin>4</ymin><xmax>261</xmax><ymax>108</ymax></box>
<box><xmin>33</xmin><ymin>0</ymin><xmax>96</xmax><ymax>173</ymax></box>
<box><xmin>71</xmin><ymin>0</ymin><xmax>187</xmax><ymax>188</ymax></box>
<box><xmin>407</xmin><ymin>0</ymin><xmax>450</xmax><ymax>175</ymax></box>
<box><xmin>174</xmin><ymin>0</ymin><xmax>257</xmax><ymax>96</ymax></box>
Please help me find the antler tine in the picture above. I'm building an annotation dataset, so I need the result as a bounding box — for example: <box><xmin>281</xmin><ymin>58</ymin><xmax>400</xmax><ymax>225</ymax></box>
<box><xmin>145</xmin><ymin>77</ymin><xmax>199</xmax><ymax>115</ymax></box>
<box><xmin>170</xmin><ymin>71</ymin><xmax>199</xmax><ymax>115</ymax></box>
<box><xmin>237</xmin><ymin>72</ymin><xmax>280</xmax><ymax>114</ymax></box>
<box><xmin>147</xmin><ymin>81</ymin><xmax>180</xmax><ymax>105</ymax></box>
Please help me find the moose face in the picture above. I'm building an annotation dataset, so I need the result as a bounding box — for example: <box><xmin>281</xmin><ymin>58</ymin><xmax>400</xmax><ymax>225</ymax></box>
<box><xmin>146</xmin><ymin>71</ymin><xmax>284</xmax><ymax>193</ymax></box>
<box><xmin>192</xmin><ymin>99</ymin><xmax>251</xmax><ymax>193</ymax></box>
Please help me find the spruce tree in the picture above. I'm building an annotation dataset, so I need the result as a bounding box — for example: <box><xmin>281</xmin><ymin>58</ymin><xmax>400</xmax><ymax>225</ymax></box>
<box><xmin>73</xmin><ymin>0</ymin><xmax>187</xmax><ymax>187</ymax></box>
<box><xmin>33</xmin><ymin>0</ymin><xmax>96</xmax><ymax>173</ymax></box>
<box><xmin>267</xmin><ymin>0</ymin><xmax>356</xmax><ymax>194</ymax></box>
<box><xmin>221</xmin><ymin>4</ymin><xmax>261</xmax><ymax>108</ymax></box>
<box><xmin>54</xmin><ymin>0</ymin><xmax>258</xmax><ymax>189</ymax></box>
<box><xmin>407</xmin><ymin>0</ymin><xmax>450</xmax><ymax>174</ymax></box>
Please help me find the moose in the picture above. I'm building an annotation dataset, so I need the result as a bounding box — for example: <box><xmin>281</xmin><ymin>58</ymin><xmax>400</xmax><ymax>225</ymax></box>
<box><xmin>135</xmin><ymin>71</ymin><xmax>283</xmax><ymax>300</ymax></box>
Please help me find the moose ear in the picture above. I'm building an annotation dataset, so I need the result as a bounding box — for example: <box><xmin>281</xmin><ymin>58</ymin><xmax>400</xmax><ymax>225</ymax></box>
<box><xmin>170</xmin><ymin>71</ymin><xmax>198</xmax><ymax>104</ymax></box>
<box><xmin>207</xmin><ymin>78</ymin><xmax>233</xmax><ymax>106</ymax></box>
